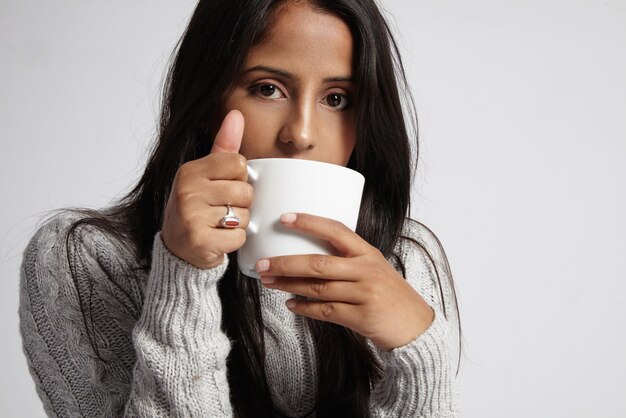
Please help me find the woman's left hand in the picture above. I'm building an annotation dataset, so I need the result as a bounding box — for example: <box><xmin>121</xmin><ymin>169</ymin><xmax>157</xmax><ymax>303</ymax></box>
<box><xmin>255</xmin><ymin>212</ymin><xmax>435</xmax><ymax>352</ymax></box>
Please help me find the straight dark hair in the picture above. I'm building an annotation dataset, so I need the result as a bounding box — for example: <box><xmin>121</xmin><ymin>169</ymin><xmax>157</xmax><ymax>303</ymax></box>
<box><xmin>57</xmin><ymin>0</ymin><xmax>461</xmax><ymax>417</ymax></box>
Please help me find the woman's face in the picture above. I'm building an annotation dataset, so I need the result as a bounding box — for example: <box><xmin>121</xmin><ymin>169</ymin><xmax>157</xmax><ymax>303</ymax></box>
<box><xmin>223</xmin><ymin>1</ymin><xmax>356</xmax><ymax>165</ymax></box>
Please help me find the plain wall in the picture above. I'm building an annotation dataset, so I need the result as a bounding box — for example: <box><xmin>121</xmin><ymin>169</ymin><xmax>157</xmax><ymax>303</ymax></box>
<box><xmin>1</xmin><ymin>1</ymin><xmax>624</xmax><ymax>416</ymax></box>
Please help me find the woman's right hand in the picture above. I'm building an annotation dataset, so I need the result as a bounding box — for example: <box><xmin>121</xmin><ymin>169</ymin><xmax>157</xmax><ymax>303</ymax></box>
<box><xmin>161</xmin><ymin>110</ymin><xmax>253</xmax><ymax>269</ymax></box>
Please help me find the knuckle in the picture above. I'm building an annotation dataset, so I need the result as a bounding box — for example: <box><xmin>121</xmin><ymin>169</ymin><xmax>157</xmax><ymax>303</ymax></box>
<box><xmin>365</xmin><ymin>285</ymin><xmax>382</xmax><ymax>305</ymax></box>
<box><xmin>371</xmin><ymin>248</ymin><xmax>385</xmax><ymax>260</ymax></box>
<box><xmin>235</xmin><ymin>153</ymin><xmax>247</xmax><ymax>167</ymax></box>
<box><xmin>239</xmin><ymin>209</ymin><xmax>251</xmax><ymax>228</ymax></box>
<box><xmin>218</xmin><ymin>182</ymin><xmax>252</xmax><ymax>208</ymax></box>
<box><xmin>234</xmin><ymin>228</ymin><xmax>247</xmax><ymax>247</ymax></box>
<box><xmin>331</xmin><ymin>221</ymin><xmax>347</xmax><ymax>237</ymax></box>
<box><xmin>243</xmin><ymin>183</ymin><xmax>254</xmax><ymax>205</ymax></box>
<box><xmin>320</xmin><ymin>302</ymin><xmax>334</xmax><ymax>318</ymax></box>
<box><xmin>362</xmin><ymin>304</ymin><xmax>378</xmax><ymax>323</ymax></box>
<box><xmin>235</xmin><ymin>182</ymin><xmax>253</xmax><ymax>206</ymax></box>
<box><xmin>232</xmin><ymin>154</ymin><xmax>248</xmax><ymax>174</ymax></box>
<box><xmin>177</xmin><ymin>161</ymin><xmax>196</xmax><ymax>179</ymax></box>
<box><xmin>171</xmin><ymin>187</ymin><xmax>185</xmax><ymax>204</ymax></box>
<box><xmin>310</xmin><ymin>255</ymin><xmax>329</xmax><ymax>275</ymax></box>
<box><xmin>310</xmin><ymin>279</ymin><xmax>326</xmax><ymax>297</ymax></box>
<box><xmin>174</xmin><ymin>188</ymin><xmax>195</xmax><ymax>208</ymax></box>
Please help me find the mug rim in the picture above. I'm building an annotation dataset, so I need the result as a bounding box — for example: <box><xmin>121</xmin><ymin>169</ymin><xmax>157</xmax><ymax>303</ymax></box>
<box><xmin>246</xmin><ymin>157</ymin><xmax>363</xmax><ymax>179</ymax></box>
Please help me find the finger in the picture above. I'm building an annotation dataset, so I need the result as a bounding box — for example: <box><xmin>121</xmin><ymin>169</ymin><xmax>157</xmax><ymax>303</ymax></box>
<box><xmin>209</xmin><ymin>206</ymin><xmax>250</xmax><ymax>229</ymax></box>
<box><xmin>210</xmin><ymin>110</ymin><xmax>245</xmax><ymax>154</ymax></box>
<box><xmin>178</xmin><ymin>199</ymin><xmax>250</xmax><ymax>231</ymax></box>
<box><xmin>205</xmin><ymin>180</ymin><xmax>253</xmax><ymax>207</ymax></box>
<box><xmin>256</xmin><ymin>254</ymin><xmax>357</xmax><ymax>281</ymax></box>
<box><xmin>187</xmin><ymin>149</ymin><xmax>248</xmax><ymax>181</ymax></box>
<box><xmin>261</xmin><ymin>276</ymin><xmax>363</xmax><ymax>304</ymax></box>
<box><xmin>200</xmin><ymin>227</ymin><xmax>247</xmax><ymax>256</ymax></box>
<box><xmin>284</xmin><ymin>299</ymin><xmax>358</xmax><ymax>328</ymax></box>
<box><xmin>280</xmin><ymin>213</ymin><xmax>371</xmax><ymax>256</ymax></box>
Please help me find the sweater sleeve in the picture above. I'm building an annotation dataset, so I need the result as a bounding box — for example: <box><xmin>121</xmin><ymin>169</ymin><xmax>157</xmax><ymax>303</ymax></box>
<box><xmin>125</xmin><ymin>231</ymin><xmax>233</xmax><ymax>417</ymax></box>
<box><xmin>19</xmin><ymin>213</ymin><xmax>234</xmax><ymax>417</ymax></box>
<box><xmin>369</xmin><ymin>221</ymin><xmax>460</xmax><ymax>417</ymax></box>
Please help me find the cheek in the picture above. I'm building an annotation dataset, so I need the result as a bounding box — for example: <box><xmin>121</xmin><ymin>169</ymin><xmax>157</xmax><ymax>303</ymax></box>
<box><xmin>238</xmin><ymin>106</ymin><xmax>283</xmax><ymax>159</ymax></box>
<box><xmin>221</xmin><ymin>88</ymin><xmax>282</xmax><ymax>160</ymax></box>
<box><xmin>342</xmin><ymin>134</ymin><xmax>357</xmax><ymax>165</ymax></box>
<box><xmin>325</xmin><ymin>116</ymin><xmax>357</xmax><ymax>165</ymax></box>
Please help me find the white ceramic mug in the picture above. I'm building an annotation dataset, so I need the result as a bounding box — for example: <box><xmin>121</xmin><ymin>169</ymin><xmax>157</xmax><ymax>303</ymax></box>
<box><xmin>237</xmin><ymin>158</ymin><xmax>365</xmax><ymax>279</ymax></box>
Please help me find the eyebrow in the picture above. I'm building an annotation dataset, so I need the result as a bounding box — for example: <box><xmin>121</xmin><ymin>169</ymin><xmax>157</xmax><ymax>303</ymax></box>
<box><xmin>242</xmin><ymin>65</ymin><xmax>353</xmax><ymax>83</ymax></box>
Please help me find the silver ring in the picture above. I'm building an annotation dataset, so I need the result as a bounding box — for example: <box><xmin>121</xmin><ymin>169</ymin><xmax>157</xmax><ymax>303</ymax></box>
<box><xmin>219</xmin><ymin>205</ymin><xmax>240</xmax><ymax>228</ymax></box>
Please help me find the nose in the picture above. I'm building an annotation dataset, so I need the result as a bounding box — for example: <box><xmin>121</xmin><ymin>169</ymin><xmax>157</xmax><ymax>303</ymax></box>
<box><xmin>277</xmin><ymin>98</ymin><xmax>317</xmax><ymax>152</ymax></box>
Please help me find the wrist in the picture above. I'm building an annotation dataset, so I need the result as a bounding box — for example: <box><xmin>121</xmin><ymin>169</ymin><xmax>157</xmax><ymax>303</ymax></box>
<box><xmin>159</xmin><ymin>233</ymin><xmax>226</xmax><ymax>270</ymax></box>
<box><xmin>374</xmin><ymin>305</ymin><xmax>435</xmax><ymax>352</ymax></box>
<box><xmin>201</xmin><ymin>254</ymin><xmax>227</xmax><ymax>270</ymax></box>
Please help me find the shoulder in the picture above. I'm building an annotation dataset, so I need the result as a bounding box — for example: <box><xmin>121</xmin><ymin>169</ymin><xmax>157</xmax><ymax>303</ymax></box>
<box><xmin>22</xmin><ymin>210</ymin><xmax>90</xmax><ymax>279</ymax></box>
<box><xmin>398</xmin><ymin>218</ymin><xmax>450</xmax><ymax>272</ymax></box>
<box><xmin>23</xmin><ymin>209</ymin><xmax>137</xmax><ymax>273</ymax></box>
<box><xmin>25</xmin><ymin>210</ymin><xmax>82</xmax><ymax>250</ymax></box>
<box><xmin>20</xmin><ymin>209</ymin><xmax>143</xmax><ymax>320</ymax></box>
<box><xmin>22</xmin><ymin>211</ymin><xmax>104</xmax><ymax>298</ymax></box>
<box><xmin>392</xmin><ymin>219</ymin><xmax>452</xmax><ymax>277</ymax></box>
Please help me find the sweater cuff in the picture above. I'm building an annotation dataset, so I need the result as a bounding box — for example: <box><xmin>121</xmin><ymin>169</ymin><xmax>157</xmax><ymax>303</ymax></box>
<box><xmin>374</xmin><ymin>308</ymin><xmax>454</xmax><ymax>414</ymax></box>
<box><xmin>135</xmin><ymin>232</ymin><xmax>230</xmax><ymax>350</ymax></box>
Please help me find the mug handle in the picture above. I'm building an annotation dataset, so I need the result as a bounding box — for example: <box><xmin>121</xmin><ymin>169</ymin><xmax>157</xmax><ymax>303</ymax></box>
<box><xmin>246</xmin><ymin>165</ymin><xmax>259</xmax><ymax>235</ymax></box>
<box><xmin>246</xmin><ymin>164</ymin><xmax>259</xmax><ymax>183</ymax></box>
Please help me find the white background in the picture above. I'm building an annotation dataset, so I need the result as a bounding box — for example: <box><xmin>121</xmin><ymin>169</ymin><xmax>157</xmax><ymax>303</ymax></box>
<box><xmin>1</xmin><ymin>1</ymin><xmax>624</xmax><ymax>416</ymax></box>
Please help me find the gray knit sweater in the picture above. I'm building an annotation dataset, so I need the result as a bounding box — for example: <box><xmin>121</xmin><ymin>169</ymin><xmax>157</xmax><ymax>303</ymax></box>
<box><xmin>19</xmin><ymin>211</ymin><xmax>459</xmax><ymax>417</ymax></box>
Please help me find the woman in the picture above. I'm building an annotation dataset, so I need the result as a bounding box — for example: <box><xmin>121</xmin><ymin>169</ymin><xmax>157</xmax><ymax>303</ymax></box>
<box><xmin>19</xmin><ymin>0</ymin><xmax>461</xmax><ymax>416</ymax></box>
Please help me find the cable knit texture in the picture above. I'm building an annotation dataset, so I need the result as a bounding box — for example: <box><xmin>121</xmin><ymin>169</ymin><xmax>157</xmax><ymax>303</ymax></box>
<box><xmin>19</xmin><ymin>211</ymin><xmax>460</xmax><ymax>417</ymax></box>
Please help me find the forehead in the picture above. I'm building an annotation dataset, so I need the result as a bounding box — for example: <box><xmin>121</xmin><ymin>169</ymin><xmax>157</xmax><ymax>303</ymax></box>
<box><xmin>245</xmin><ymin>2</ymin><xmax>354</xmax><ymax>77</ymax></box>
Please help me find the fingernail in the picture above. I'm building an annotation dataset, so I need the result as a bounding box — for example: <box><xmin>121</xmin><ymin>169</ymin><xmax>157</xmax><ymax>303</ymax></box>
<box><xmin>281</xmin><ymin>213</ymin><xmax>297</xmax><ymax>224</ymax></box>
<box><xmin>256</xmin><ymin>259</ymin><xmax>270</xmax><ymax>272</ymax></box>
<box><xmin>260</xmin><ymin>275</ymin><xmax>275</xmax><ymax>284</ymax></box>
<box><xmin>286</xmin><ymin>299</ymin><xmax>296</xmax><ymax>309</ymax></box>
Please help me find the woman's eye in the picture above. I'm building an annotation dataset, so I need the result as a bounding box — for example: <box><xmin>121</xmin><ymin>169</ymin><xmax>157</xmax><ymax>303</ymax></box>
<box><xmin>252</xmin><ymin>83</ymin><xmax>285</xmax><ymax>99</ymax></box>
<box><xmin>323</xmin><ymin>93</ymin><xmax>350</xmax><ymax>110</ymax></box>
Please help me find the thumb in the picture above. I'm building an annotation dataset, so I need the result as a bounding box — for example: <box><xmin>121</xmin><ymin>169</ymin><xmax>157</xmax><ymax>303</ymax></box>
<box><xmin>210</xmin><ymin>110</ymin><xmax>245</xmax><ymax>154</ymax></box>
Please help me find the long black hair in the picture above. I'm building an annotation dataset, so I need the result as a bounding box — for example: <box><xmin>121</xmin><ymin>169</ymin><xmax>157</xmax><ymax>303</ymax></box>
<box><xmin>58</xmin><ymin>0</ymin><xmax>461</xmax><ymax>416</ymax></box>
